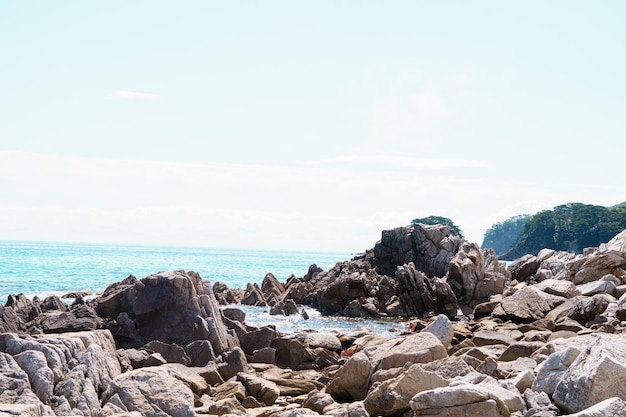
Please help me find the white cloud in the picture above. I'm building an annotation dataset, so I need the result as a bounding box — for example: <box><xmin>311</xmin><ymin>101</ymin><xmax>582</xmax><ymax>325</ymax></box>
<box><xmin>1</xmin><ymin>151</ymin><xmax>624</xmax><ymax>252</ymax></box>
<box><xmin>106</xmin><ymin>90</ymin><xmax>160</xmax><ymax>101</ymax></box>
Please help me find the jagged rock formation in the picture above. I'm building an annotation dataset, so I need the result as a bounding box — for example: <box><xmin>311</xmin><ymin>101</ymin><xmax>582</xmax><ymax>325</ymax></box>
<box><xmin>228</xmin><ymin>224</ymin><xmax>507</xmax><ymax>319</ymax></box>
<box><xmin>1</xmin><ymin>229</ymin><xmax>626</xmax><ymax>416</ymax></box>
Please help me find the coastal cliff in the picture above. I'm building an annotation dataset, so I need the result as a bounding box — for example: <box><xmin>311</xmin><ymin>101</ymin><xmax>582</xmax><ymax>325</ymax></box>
<box><xmin>1</xmin><ymin>227</ymin><xmax>626</xmax><ymax>416</ymax></box>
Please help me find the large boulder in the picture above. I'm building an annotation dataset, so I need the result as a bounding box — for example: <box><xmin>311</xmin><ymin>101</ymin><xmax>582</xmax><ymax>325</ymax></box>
<box><xmin>96</xmin><ymin>270</ymin><xmax>236</xmax><ymax>353</ymax></box>
<box><xmin>573</xmin><ymin>231</ymin><xmax>626</xmax><ymax>284</ymax></box>
<box><xmin>1</xmin><ymin>330</ymin><xmax>121</xmax><ymax>416</ymax></box>
<box><xmin>374</xmin><ymin>224</ymin><xmax>462</xmax><ymax>279</ymax></box>
<box><xmin>492</xmin><ymin>286</ymin><xmax>566</xmax><ymax>323</ymax></box>
<box><xmin>101</xmin><ymin>366</ymin><xmax>196</xmax><ymax>416</ymax></box>
<box><xmin>364</xmin><ymin>364</ymin><xmax>448</xmax><ymax>416</ymax></box>
<box><xmin>447</xmin><ymin>243</ymin><xmax>505</xmax><ymax>308</ymax></box>
<box><xmin>327</xmin><ymin>332</ymin><xmax>447</xmax><ymax>401</ymax></box>
<box><xmin>552</xmin><ymin>334</ymin><xmax>626</xmax><ymax>413</ymax></box>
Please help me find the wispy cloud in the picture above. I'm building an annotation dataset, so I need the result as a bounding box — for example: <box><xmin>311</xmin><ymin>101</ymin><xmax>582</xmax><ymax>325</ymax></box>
<box><xmin>106</xmin><ymin>90</ymin><xmax>160</xmax><ymax>101</ymax></box>
<box><xmin>317</xmin><ymin>155</ymin><xmax>489</xmax><ymax>170</ymax></box>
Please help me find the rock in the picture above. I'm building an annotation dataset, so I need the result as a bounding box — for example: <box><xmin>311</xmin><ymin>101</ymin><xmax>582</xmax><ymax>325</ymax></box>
<box><xmin>472</xmin><ymin>330</ymin><xmax>516</xmax><ymax>347</ymax></box>
<box><xmin>447</xmin><ymin>242</ymin><xmax>504</xmax><ymax>308</ymax></box>
<box><xmin>409</xmin><ymin>384</ymin><xmax>510</xmax><ymax>417</ymax></box>
<box><xmin>492</xmin><ymin>286</ymin><xmax>566</xmax><ymax>323</ymax></box>
<box><xmin>544</xmin><ymin>294</ymin><xmax>613</xmax><ymax>326</ymax></box>
<box><xmin>566</xmin><ymin>397</ymin><xmax>626</xmax><ymax>417</ymax></box>
<box><xmin>103</xmin><ymin>366</ymin><xmax>196</xmax><ymax>417</ymax></box>
<box><xmin>364</xmin><ymin>364</ymin><xmax>448</xmax><ymax>416</ymax></box>
<box><xmin>573</xmin><ymin>232</ymin><xmax>626</xmax><ymax>284</ymax></box>
<box><xmin>616</xmin><ymin>292</ymin><xmax>626</xmax><ymax>321</ymax></box>
<box><xmin>532</xmin><ymin>346</ymin><xmax>582</xmax><ymax>395</ymax></box>
<box><xmin>40</xmin><ymin>303</ymin><xmax>102</xmax><ymax>333</ymax></box>
<box><xmin>237</xmin><ymin>373</ymin><xmax>281</xmax><ymax>405</ymax></box>
<box><xmin>261</xmin><ymin>272</ymin><xmax>286</xmax><ymax>305</ymax></box>
<box><xmin>143</xmin><ymin>340</ymin><xmax>191</xmax><ymax>365</ymax></box>
<box><xmin>536</xmin><ymin>279</ymin><xmax>581</xmax><ymax>299</ymax></box>
<box><xmin>208</xmin><ymin>397</ymin><xmax>248</xmax><ymax>416</ymax></box>
<box><xmin>239</xmin><ymin>325</ymin><xmax>280</xmax><ymax>356</ymax></box>
<box><xmin>523</xmin><ymin>390</ymin><xmax>559</xmax><ymax>417</ymax></box>
<box><xmin>212</xmin><ymin>380</ymin><xmax>246</xmax><ymax>401</ymax></box>
<box><xmin>252</xmin><ymin>347</ymin><xmax>276</xmax><ymax>364</ymax></box>
<box><xmin>577</xmin><ymin>279</ymin><xmax>617</xmax><ymax>297</ymax></box>
<box><xmin>269</xmin><ymin>377</ymin><xmax>326</xmax><ymax>396</ymax></box>
<box><xmin>421</xmin><ymin>314</ymin><xmax>454</xmax><ymax>348</ymax></box>
<box><xmin>96</xmin><ymin>270</ymin><xmax>236</xmax><ymax>354</ymax></box>
<box><xmin>552</xmin><ymin>334</ymin><xmax>626</xmax><ymax>413</ymax></box>
<box><xmin>374</xmin><ymin>224</ymin><xmax>462</xmax><ymax>279</ymax></box>
<box><xmin>13</xmin><ymin>350</ymin><xmax>54</xmax><ymax>404</ymax></box>
<box><xmin>217</xmin><ymin>347</ymin><xmax>248</xmax><ymax>381</ymax></box>
<box><xmin>327</xmin><ymin>332</ymin><xmax>447</xmax><ymax>401</ymax></box>
<box><xmin>498</xmin><ymin>341</ymin><xmax>544</xmax><ymax>362</ymax></box>
<box><xmin>0</xmin><ymin>352</ymin><xmax>52</xmax><ymax>415</ymax></box>
<box><xmin>508</xmin><ymin>254</ymin><xmax>540</xmax><ymax>282</ymax></box>
<box><xmin>242</xmin><ymin>282</ymin><xmax>268</xmax><ymax>306</ymax></box>
<box><xmin>185</xmin><ymin>339</ymin><xmax>216</xmax><ymax>366</ymax></box>
<box><xmin>222</xmin><ymin>307</ymin><xmax>246</xmax><ymax>323</ymax></box>
<box><xmin>271</xmin><ymin>333</ymin><xmax>341</xmax><ymax>371</ymax></box>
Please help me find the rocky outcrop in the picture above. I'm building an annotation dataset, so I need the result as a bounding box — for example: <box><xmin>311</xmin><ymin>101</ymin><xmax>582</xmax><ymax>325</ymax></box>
<box><xmin>96</xmin><ymin>270</ymin><xmax>237</xmax><ymax>354</ymax></box>
<box><xmin>2</xmin><ymin>229</ymin><xmax>626</xmax><ymax>417</ymax></box>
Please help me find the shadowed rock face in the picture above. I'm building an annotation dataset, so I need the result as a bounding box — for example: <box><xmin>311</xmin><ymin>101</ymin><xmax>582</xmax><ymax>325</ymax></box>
<box><xmin>96</xmin><ymin>270</ymin><xmax>236</xmax><ymax>354</ymax></box>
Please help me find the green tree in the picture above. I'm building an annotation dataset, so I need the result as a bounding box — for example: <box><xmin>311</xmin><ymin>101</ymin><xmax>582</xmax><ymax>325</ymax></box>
<box><xmin>411</xmin><ymin>216</ymin><xmax>464</xmax><ymax>237</ymax></box>
<box><xmin>481</xmin><ymin>214</ymin><xmax>531</xmax><ymax>256</ymax></box>
<box><xmin>503</xmin><ymin>202</ymin><xmax>626</xmax><ymax>258</ymax></box>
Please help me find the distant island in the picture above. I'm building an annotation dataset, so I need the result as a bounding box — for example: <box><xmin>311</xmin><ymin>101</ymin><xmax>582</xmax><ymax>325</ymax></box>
<box><xmin>482</xmin><ymin>202</ymin><xmax>626</xmax><ymax>259</ymax></box>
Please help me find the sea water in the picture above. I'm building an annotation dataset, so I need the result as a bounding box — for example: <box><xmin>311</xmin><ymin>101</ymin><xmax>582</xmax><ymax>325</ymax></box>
<box><xmin>0</xmin><ymin>240</ymin><xmax>403</xmax><ymax>334</ymax></box>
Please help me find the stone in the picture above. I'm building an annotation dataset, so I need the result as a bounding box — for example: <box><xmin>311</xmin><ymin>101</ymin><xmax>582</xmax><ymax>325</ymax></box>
<box><xmin>536</xmin><ymin>279</ymin><xmax>581</xmax><ymax>298</ymax></box>
<box><xmin>577</xmin><ymin>280</ymin><xmax>617</xmax><ymax>297</ymax></box>
<box><xmin>185</xmin><ymin>339</ymin><xmax>216</xmax><ymax>366</ymax></box>
<box><xmin>237</xmin><ymin>373</ymin><xmax>281</xmax><ymax>405</ymax></box>
<box><xmin>374</xmin><ymin>224</ymin><xmax>462</xmax><ymax>279</ymax></box>
<box><xmin>532</xmin><ymin>346</ymin><xmax>581</xmax><ymax>395</ymax></box>
<box><xmin>498</xmin><ymin>341</ymin><xmax>544</xmax><ymax>362</ymax></box>
<box><xmin>222</xmin><ymin>307</ymin><xmax>246</xmax><ymax>322</ymax></box>
<box><xmin>217</xmin><ymin>347</ymin><xmax>248</xmax><ymax>381</ymax></box>
<box><xmin>143</xmin><ymin>340</ymin><xmax>191</xmax><ymax>365</ymax></box>
<box><xmin>327</xmin><ymin>332</ymin><xmax>447</xmax><ymax>401</ymax></box>
<box><xmin>364</xmin><ymin>364</ymin><xmax>448</xmax><ymax>416</ymax></box>
<box><xmin>447</xmin><ymin>242</ymin><xmax>504</xmax><ymax>308</ymax></box>
<box><xmin>96</xmin><ymin>270</ymin><xmax>235</xmax><ymax>354</ymax></box>
<box><xmin>492</xmin><ymin>286</ymin><xmax>566</xmax><ymax>323</ymax></box>
<box><xmin>508</xmin><ymin>254</ymin><xmax>540</xmax><ymax>282</ymax></box>
<box><xmin>566</xmin><ymin>397</ymin><xmax>626</xmax><ymax>417</ymax></box>
<box><xmin>552</xmin><ymin>334</ymin><xmax>626</xmax><ymax>413</ymax></box>
<box><xmin>102</xmin><ymin>366</ymin><xmax>196</xmax><ymax>417</ymax></box>
<box><xmin>252</xmin><ymin>347</ymin><xmax>276</xmax><ymax>364</ymax></box>
<box><xmin>13</xmin><ymin>350</ymin><xmax>54</xmax><ymax>404</ymax></box>
<box><xmin>410</xmin><ymin>385</ymin><xmax>509</xmax><ymax>417</ymax></box>
<box><xmin>421</xmin><ymin>314</ymin><xmax>454</xmax><ymax>348</ymax></box>
<box><xmin>208</xmin><ymin>397</ymin><xmax>247</xmax><ymax>416</ymax></box>
<box><xmin>545</xmin><ymin>294</ymin><xmax>613</xmax><ymax>326</ymax></box>
<box><xmin>472</xmin><ymin>330</ymin><xmax>516</xmax><ymax>347</ymax></box>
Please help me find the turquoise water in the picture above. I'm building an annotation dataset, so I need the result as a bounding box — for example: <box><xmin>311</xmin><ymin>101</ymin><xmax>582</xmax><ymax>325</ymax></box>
<box><xmin>0</xmin><ymin>240</ymin><xmax>349</xmax><ymax>302</ymax></box>
<box><xmin>0</xmin><ymin>240</ymin><xmax>404</xmax><ymax>334</ymax></box>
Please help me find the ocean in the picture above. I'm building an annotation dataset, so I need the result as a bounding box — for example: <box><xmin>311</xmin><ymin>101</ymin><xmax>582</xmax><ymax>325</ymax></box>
<box><xmin>0</xmin><ymin>240</ymin><xmax>403</xmax><ymax>334</ymax></box>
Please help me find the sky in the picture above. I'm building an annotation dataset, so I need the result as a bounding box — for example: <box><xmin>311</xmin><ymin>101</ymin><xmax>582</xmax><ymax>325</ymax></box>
<box><xmin>1</xmin><ymin>1</ymin><xmax>625</xmax><ymax>252</ymax></box>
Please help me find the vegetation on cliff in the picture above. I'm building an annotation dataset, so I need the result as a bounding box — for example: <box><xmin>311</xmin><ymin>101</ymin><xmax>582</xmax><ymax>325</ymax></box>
<box><xmin>486</xmin><ymin>202</ymin><xmax>626</xmax><ymax>259</ymax></box>
<box><xmin>410</xmin><ymin>216</ymin><xmax>464</xmax><ymax>237</ymax></box>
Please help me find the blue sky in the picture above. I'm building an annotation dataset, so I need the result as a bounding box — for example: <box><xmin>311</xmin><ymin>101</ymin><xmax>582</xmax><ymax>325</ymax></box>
<box><xmin>1</xmin><ymin>2</ymin><xmax>625</xmax><ymax>251</ymax></box>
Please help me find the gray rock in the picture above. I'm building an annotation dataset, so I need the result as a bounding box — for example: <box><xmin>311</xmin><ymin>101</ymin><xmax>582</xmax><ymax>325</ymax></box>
<box><xmin>492</xmin><ymin>286</ymin><xmax>566</xmax><ymax>323</ymax></box>
<box><xmin>552</xmin><ymin>334</ymin><xmax>626</xmax><ymax>413</ymax></box>
<box><xmin>327</xmin><ymin>332</ymin><xmax>447</xmax><ymax>401</ymax></box>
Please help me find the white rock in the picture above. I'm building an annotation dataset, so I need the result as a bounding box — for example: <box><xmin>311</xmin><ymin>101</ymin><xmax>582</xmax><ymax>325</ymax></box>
<box><xmin>421</xmin><ymin>314</ymin><xmax>454</xmax><ymax>348</ymax></box>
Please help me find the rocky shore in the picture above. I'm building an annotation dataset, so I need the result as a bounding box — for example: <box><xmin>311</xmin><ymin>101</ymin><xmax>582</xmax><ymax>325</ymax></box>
<box><xmin>2</xmin><ymin>224</ymin><xmax>626</xmax><ymax>416</ymax></box>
